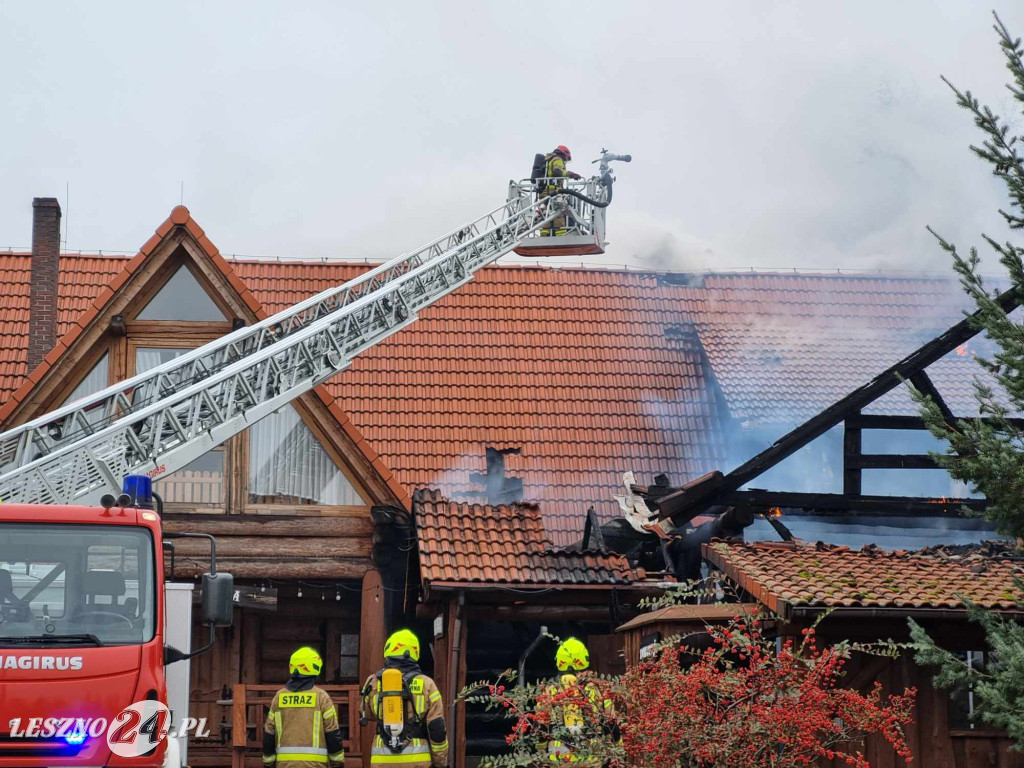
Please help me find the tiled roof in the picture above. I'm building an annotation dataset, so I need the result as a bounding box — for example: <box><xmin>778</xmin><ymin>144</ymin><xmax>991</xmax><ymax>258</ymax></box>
<box><xmin>689</xmin><ymin>273</ymin><xmax>983</xmax><ymax>423</ymax></box>
<box><xmin>0</xmin><ymin>218</ymin><xmax>999</xmax><ymax>545</ymax></box>
<box><xmin>234</xmin><ymin>260</ymin><xmax>728</xmax><ymax>546</ymax></box>
<box><xmin>414</xmin><ymin>488</ymin><xmax>641</xmax><ymax>586</ymax></box>
<box><xmin>0</xmin><ymin>252</ymin><xmax>126</xmax><ymax>398</ymax></box>
<box><xmin>703</xmin><ymin>540</ymin><xmax>1024</xmax><ymax>615</ymax></box>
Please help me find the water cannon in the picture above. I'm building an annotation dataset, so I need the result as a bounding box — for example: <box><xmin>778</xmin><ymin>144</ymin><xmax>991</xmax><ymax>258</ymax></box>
<box><xmin>594</xmin><ymin>148</ymin><xmax>632</xmax><ymax>177</ymax></box>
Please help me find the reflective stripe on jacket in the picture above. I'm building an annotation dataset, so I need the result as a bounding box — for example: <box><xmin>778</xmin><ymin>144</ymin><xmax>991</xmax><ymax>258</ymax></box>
<box><xmin>264</xmin><ymin>686</ymin><xmax>345</xmax><ymax>767</ymax></box>
<box><xmin>542</xmin><ymin>153</ymin><xmax>569</xmax><ymax>194</ymax></box>
<box><xmin>361</xmin><ymin>671</ymin><xmax>448</xmax><ymax>768</ymax></box>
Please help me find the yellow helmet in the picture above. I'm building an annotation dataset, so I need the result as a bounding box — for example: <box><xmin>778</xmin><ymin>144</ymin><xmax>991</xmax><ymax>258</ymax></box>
<box><xmin>383</xmin><ymin>629</ymin><xmax>421</xmax><ymax>662</ymax></box>
<box><xmin>556</xmin><ymin>637</ymin><xmax>589</xmax><ymax>672</ymax></box>
<box><xmin>289</xmin><ymin>646</ymin><xmax>323</xmax><ymax>676</ymax></box>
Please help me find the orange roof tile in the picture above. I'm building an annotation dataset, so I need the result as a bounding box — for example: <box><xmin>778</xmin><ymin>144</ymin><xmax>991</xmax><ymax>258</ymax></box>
<box><xmin>414</xmin><ymin>489</ymin><xmax>640</xmax><ymax>586</ymax></box>
<box><xmin>703</xmin><ymin>540</ymin><xmax>1024</xmax><ymax>616</ymax></box>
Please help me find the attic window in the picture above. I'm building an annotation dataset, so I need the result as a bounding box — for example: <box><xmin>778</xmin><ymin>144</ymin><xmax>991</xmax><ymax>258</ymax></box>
<box><xmin>248</xmin><ymin>404</ymin><xmax>362</xmax><ymax>506</ymax></box>
<box><xmin>136</xmin><ymin>266</ymin><xmax>226</xmax><ymax>322</ymax></box>
<box><xmin>469</xmin><ymin>447</ymin><xmax>523</xmax><ymax>506</ymax></box>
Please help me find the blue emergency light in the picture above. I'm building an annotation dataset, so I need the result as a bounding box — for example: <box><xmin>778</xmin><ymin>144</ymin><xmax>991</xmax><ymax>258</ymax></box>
<box><xmin>64</xmin><ymin>730</ymin><xmax>87</xmax><ymax>746</ymax></box>
<box><xmin>122</xmin><ymin>474</ymin><xmax>154</xmax><ymax>509</ymax></box>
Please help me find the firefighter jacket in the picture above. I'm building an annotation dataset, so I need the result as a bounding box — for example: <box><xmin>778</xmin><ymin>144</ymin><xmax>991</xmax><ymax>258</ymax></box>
<box><xmin>542</xmin><ymin>153</ymin><xmax>569</xmax><ymax>195</ymax></box>
<box><xmin>263</xmin><ymin>675</ymin><xmax>345</xmax><ymax>767</ymax></box>
<box><xmin>361</xmin><ymin>660</ymin><xmax>448</xmax><ymax>768</ymax></box>
<box><xmin>544</xmin><ymin>673</ymin><xmax>614</xmax><ymax>764</ymax></box>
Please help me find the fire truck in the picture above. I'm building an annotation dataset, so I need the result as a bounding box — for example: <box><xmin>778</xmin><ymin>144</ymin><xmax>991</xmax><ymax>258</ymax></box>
<box><xmin>0</xmin><ymin>152</ymin><xmax>629</xmax><ymax>767</ymax></box>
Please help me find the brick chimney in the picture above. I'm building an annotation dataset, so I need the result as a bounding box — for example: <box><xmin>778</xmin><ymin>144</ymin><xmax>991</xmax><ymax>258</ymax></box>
<box><xmin>28</xmin><ymin>197</ymin><xmax>62</xmax><ymax>371</ymax></box>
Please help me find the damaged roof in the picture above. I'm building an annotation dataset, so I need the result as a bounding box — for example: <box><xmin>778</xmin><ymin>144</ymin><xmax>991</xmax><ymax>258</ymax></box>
<box><xmin>414</xmin><ymin>488</ymin><xmax>641</xmax><ymax>586</ymax></box>
<box><xmin>703</xmin><ymin>539</ymin><xmax>1024</xmax><ymax>616</ymax></box>
<box><xmin>0</xmin><ymin>222</ymin><xmax>996</xmax><ymax>545</ymax></box>
<box><xmin>689</xmin><ymin>273</ymin><xmax>985</xmax><ymax>424</ymax></box>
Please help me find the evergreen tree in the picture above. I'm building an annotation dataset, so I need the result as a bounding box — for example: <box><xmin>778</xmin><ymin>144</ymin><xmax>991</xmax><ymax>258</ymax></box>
<box><xmin>908</xmin><ymin>11</ymin><xmax>1024</xmax><ymax>747</ymax></box>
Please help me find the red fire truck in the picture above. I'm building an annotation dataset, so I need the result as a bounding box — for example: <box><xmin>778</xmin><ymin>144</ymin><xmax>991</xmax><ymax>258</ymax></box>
<box><xmin>0</xmin><ymin>482</ymin><xmax>233</xmax><ymax>767</ymax></box>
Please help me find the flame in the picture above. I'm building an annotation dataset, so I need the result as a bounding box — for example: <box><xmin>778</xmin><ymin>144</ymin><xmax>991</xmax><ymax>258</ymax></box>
<box><xmin>768</xmin><ymin>506</ymin><xmax>783</xmax><ymax>517</ymax></box>
<box><xmin>928</xmin><ymin>497</ymin><xmax>950</xmax><ymax>504</ymax></box>
<box><xmin>956</xmin><ymin>343</ymin><xmax>969</xmax><ymax>357</ymax></box>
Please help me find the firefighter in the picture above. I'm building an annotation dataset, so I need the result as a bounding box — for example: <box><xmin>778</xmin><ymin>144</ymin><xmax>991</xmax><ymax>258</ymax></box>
<box><xmin>540</xmin><ymin>145</ymin><xmax>582</xmax><ymax>236</ymax></box>
<box><xmin>544</xmin><ymin>637</ymin><xmax>615</xmax><ymax>764</ymax></box>
<box><xmin>263</xmin><ymin>647</ymin><xmax>345</xmax><ymax>768</ymax></box>
<box><xmin>360</xmin><ymin>629</ymin><xmax>448</xmax><ymax>768</ymax></box>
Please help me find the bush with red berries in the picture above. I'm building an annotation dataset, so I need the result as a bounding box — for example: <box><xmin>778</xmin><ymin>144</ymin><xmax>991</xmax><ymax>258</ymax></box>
<box><xmin>471</xmin><ymin>613</ymin><xmax>916</xmax><ymax>768</ymax></box>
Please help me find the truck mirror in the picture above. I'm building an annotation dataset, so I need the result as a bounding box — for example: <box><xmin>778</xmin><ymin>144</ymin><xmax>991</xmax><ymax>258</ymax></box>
<box><xmin>200</xmin><ymin>572</ymin><xmax>235</xmax><ymax>627</ymax></box>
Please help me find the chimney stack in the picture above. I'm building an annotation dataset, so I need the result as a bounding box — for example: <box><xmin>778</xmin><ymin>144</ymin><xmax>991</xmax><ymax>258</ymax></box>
<box><xmin>28</xmin><ymin>197</ymin><xmax>62</xmax><ymax>371</ymax></box>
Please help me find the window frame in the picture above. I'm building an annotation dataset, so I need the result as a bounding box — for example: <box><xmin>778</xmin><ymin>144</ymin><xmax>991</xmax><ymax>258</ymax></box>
<box><xmin>127</xmin><ymin>334</ymin><xmax>232</xmax><ymax>514</ymax></box>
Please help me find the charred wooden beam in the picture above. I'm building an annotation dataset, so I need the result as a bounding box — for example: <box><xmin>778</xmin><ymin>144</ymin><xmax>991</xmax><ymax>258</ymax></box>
<box><xmin>909</xmin><ymin>371</ymin><xmax>956</xmax><ymax>425</ymax></box>
<box><xmin>847</xmin><ymin>453</ymin><xmax>939</xmax><ymax>470</ymax></box>
<box><xmin>763</xmin><ymin>513</ymin><xmax>794</xmax><ymax>541</ymax></box>
<box><xmin>848</xmin><ymin>414</ymin><xmax>1024</xmax><ymax>431</ymax></box>
<box><xmin>655</xmin><ymin>286</ymin><xmax>1020</xmax><ymax>521</ymax></box>
<box><xmin>670</xmin><ymin>506</ymin><xmax>755</xmax><ymax>580</ymax></box>
<box><xmin>843</xmin><ymin>415</ymin><xmax>862</xmax><ymax>496</ymax></box>
<box><xmin>725</xmin><ymin>489</ymin><xmax>987</xmax><ymax>517</ymax></box>
<box><xmin>581</xmin><ymin>506</ymin><xmax>606</xmax><ymax>550</ymax></box>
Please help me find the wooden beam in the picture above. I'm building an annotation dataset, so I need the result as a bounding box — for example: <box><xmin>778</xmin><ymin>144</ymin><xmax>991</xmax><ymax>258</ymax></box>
<box><xmin>163</xmin><ymin>515</ymin><xmax>373</xmax><ymax>537</ymax></box>
<box><xmin>846</xmin><ymin>454</ymin><xmax>939</xmax><ymax>470</ymax></box>
<box><xmin>843</xmin><ymin>417</ymin><xmax>862</xmax><ymax>496</ymax></box>
<box><xmin>654</xmin><ymin>285</ymin><xmax>1020</xmax><ymax>521</ymax></box>
<box><xmin>847</xmin><ymin>412</ymin><xmax>1024</xmax><ymax>431</ymax></box>
<box><xmin>168</xmin><ymin>536</ymin><xmax>371</xmax><ymax>558</ymax></box>
<box><xmin>909</xmin><ymin>370</ymin><xmax>957</xmax><ymax>425</ymax></box>
<box><xmin>358</xmin><ymin>570</ymin><xmax>385</xmax><ymax>762</ymax></box>
<box><xmin>461</xmin><ymin>605</ymin><xmax>630</xmax><ymax>622</ymax></box>
<box><xmin>726</xmin><ymin>489</ymin><xmax>986</xmax><ymax>517</ymax></box>
<box><xmin>169</xmin><ymin>557</ymin><xmax>372</xmax><ymax>579</ymax></box>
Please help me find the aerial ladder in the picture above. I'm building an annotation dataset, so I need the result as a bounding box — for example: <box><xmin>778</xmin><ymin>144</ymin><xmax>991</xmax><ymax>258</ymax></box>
<box><xmin>0</xmin><ymin>151</ymin><xmax>631</xmax><ymax>506</ymax></box>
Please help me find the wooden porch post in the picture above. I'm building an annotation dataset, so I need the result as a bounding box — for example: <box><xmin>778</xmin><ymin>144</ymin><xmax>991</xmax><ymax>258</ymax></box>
<box><xmin>359</xmin><ymin>569</ymin><xmax>386</xmax><ymax>762</ymax></box>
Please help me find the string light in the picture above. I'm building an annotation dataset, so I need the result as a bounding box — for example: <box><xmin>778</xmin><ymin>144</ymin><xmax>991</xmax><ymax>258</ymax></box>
<box><xmin>297</xmin><ymin>587</ymin><xmax>303</xmax><ymax>598</ymax></box>
<box><xmin>335</xmin><ymin>590</ymin><xmax>341</xmax><ymax>601</ymax></box>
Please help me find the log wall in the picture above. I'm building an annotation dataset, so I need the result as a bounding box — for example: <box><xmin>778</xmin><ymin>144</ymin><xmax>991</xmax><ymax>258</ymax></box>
<box><xmin>186</xmin><ymin>586</ymin><xmax>365</xmax><ymax>766</ymax></box>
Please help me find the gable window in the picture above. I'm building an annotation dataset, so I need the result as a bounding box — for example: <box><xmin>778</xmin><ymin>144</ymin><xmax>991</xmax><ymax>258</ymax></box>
<box><xmin>136</xmin><ymin>265</ymin><xmax>227</xmax><ymax>322</ymax></box>
<box><xmin>249</xmin><ymin>404</ymin><xmax>362</xmax><ymax>506</ymax></box>
<box><xmin>135</xmin><ymin>346</ymin><xmax>188</xmax><ymax>374</ymax></box>
<box><xmin>136</xmin><ymin>345</ymin><xmax>226</xmax><ymax>512</ymax></box>
<box><xmin>63</xmin><ymin>353</ymin><xmax>109</xmax><ymax>405</ymax></box>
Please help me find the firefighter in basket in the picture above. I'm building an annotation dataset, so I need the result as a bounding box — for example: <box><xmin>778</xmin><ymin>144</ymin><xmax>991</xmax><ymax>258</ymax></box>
<box><xmin>360</xmin><ymin>629</ymin><xmax>449</xmax><ymax>768</ymax></box>
<box><xmin>543</xmin><ymin>638</ymin><xmax>616</xmax><ymax>765</ymax></box>
<box><xmin>538</xmin><ymin>144</ymin><xmax>581</xmax><ymax>237</ymax></box>
<box><xmin>263</xmin><ymin>646</ymin><xmax>346</xmax><ymax>768</ymax></box>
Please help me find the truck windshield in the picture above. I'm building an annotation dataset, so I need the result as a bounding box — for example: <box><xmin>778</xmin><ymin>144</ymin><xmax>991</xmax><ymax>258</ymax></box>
<box><xmin>0</xmin><ymin>524</ymin><xmax>155</xmax><ymax>646</ymax></box>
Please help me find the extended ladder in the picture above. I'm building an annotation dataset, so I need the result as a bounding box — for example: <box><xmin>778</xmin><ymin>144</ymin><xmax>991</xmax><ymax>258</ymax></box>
<box><xmin>0</xmin><ymin>179</ymin><xmax>610</xmax><ymax>505</ymax></box>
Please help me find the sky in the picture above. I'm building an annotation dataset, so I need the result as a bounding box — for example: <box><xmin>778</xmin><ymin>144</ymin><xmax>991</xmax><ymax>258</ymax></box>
<box><xmin>2</xmin><ymin>1</ymin><xmax>1023</xmax><ymax>274</ymax></box>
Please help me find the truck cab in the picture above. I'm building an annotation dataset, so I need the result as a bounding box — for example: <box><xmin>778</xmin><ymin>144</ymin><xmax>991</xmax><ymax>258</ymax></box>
<box><xmin>0</xmin><ymin>501</ymin><xmax>227</xmax><ymax>767</ymax></box>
